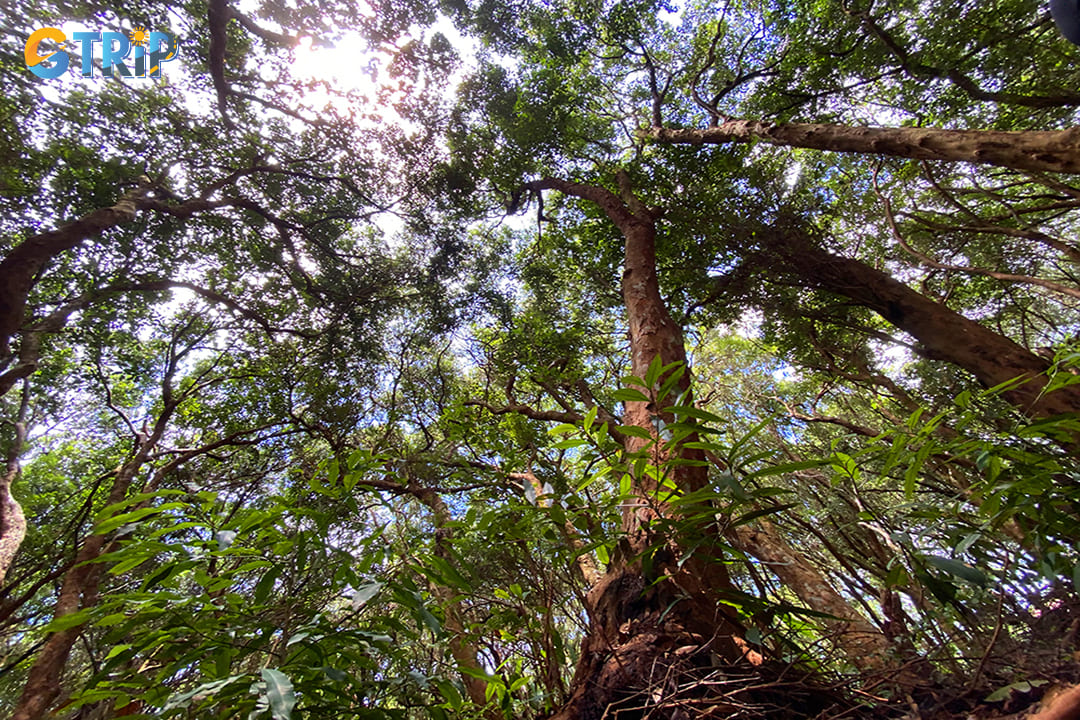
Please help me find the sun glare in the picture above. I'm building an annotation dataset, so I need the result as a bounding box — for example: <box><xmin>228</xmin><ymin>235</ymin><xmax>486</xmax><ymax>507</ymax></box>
<box><xmin>292</xmin><ymin>34</ymin><xmax>382</xmax><ymax>98</ymax></box>
<box><xmin>290</xmin><ymin>32</ymin><xmax>412</xmax><ymax>125</ymax></box>
<box><xmin>290</xmin><ymin>17</ymin><xmax>476</xmax><ymax>127</ymax></box>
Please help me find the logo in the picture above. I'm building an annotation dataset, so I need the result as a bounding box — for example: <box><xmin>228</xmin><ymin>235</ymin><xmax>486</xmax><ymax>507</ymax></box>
<box><xmin>25</xmin><ymin>26</ymin><xmax>179</xmax><ymax>80</ymax></box>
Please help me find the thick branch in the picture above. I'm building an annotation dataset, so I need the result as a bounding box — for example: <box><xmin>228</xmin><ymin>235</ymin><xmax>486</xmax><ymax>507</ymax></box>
<box><xmin>643</xmin><ymin>123</ymin><xmax>1080</xmax><ymax>175</ymax></box>
<box><xmin>208</xmin><ymin>0</ymin><xmax>236</xmax><ymax>129</ymax></box>
<box><xmin>0</xmin><ymin>184</ymin><xmax>149</xmax><ymax>358</ymax></box>
<box><xmin>0</xmin><ymin>190</ymin><xmax>232</xmax><ymax>366</ymax></box>
<box><xmin>0</xmin><ymin>382</ymin><xmax>29</xmax><ymax>585</ymax></box>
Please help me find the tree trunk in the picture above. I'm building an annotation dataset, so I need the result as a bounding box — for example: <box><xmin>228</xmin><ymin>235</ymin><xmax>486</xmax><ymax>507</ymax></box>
<box><xmin>643</xmin><ymin>122</ymin><xmax>1080</xmax><ymax>175</ymax></box>
<box><xmin>766</xmin><ymin>228</ymin><xmax>1080</xmax><ymax>418</ymax></box>
<box><xmin>0</xmin><ymin>381</ymin><xmax>28</xmax><ymax>586</ymax></box>
<box><xmin>11</xmin><ymin>434</ymin><xmax>162</xmax><ymax>720</ymax></box>
<box><xmin>531</xmin><ymin>174</ymin><xmax>767</xmax><ymax>720</ymax></box>
<box><xmin>414</xmin><ymin>482</ymin><xmax>498</xmax><ymax>716</ymax></box>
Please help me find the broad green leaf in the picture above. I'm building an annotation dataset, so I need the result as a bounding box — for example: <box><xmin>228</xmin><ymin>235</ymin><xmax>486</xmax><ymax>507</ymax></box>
<box><xmin>93</xmin><ymin>503</ymin><xmax>186</xmax><ymax>534</ymax></box>
<box><xmin>925</xmin><ymin>555</ymin><xmax>988</xmax><ymax>587</ymax></box>
<box><xmin>612</xmin><ymin>387</ymin><xmax>650</xmax><ymax>403</ymax></box>
<box><xmin>260</xmin><ymin>669</ymin><xmax>297</xmax><ymax>720</ymax></box>
<box><xmin>352</xmin><ymin>581</ymin><xmax>383</xmax><ymax>609</ymax></box>
<box><xmin>43</xmin><ymin>608</ymin><xmax>94</xmax><ymax>633</ymax></box>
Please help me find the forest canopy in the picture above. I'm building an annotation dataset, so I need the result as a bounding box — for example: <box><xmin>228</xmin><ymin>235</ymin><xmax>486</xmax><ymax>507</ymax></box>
<box><xmin>3</xmin><ymin>0</ymin><xmax>1080</xmax><ymax>718</ymax></box>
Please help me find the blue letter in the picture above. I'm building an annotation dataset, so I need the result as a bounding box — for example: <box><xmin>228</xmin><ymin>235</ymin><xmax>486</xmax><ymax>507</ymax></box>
<box><xmin>72</xmin><ymin>31</ymin><xmax>100</xmax><ymax>77</ymax></box>
<box><xmin>147</xmin><ymin>32</ymin><xmax>179</xmax><ymax>78</ymax></box>
<box><xmin>132</xmin><ymin>44</ymin><xmax>146</xmax><ymax>77</ymax></box>
<box><xmin>101</xmin><ymin>31</ymin><xmax>131</xmax><ymax>77</ymax></box>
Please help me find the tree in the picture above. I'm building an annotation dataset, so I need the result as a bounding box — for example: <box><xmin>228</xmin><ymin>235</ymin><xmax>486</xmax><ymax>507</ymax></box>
<box><xmin>4</xmin><ymin>0</ymin><xmax>1080</xmax><ymax>718</ymax></box>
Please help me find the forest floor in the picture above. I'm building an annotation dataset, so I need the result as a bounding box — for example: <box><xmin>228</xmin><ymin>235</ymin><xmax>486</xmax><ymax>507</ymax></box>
<box><xmin>628</xmin><ymin>659</ymin><xmax>1080</xmax><ymax>720</ymax></box>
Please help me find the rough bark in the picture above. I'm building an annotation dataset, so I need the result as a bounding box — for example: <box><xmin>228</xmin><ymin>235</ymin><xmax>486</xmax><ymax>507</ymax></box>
<box><xmin>765</xmin><ymin>228</ymin><xmax>1080</xmax><ymax>418</ymax></box>
<box><xmin>1029</xmin><ymin>683</ymin><xmax>1080</xmax><ymax>720</ymax></box>
<box><xmin>643</xmin><ymin>123</ymin><xmax>1080</xmax><ymax>175</ymax></box>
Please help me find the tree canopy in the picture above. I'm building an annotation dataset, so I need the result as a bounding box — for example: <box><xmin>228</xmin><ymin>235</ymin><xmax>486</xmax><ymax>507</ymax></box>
<box><xmin>3</xmin><ymin>0</ymin><xmax>1080</xmax><ymax>719</ymax></box>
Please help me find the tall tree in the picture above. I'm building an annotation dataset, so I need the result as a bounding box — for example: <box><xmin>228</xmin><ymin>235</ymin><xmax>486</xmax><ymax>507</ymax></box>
<box><xmin>5</xmin><ymin>0</ymin><xmax>1080</xmax><ymax>718</ymax></box>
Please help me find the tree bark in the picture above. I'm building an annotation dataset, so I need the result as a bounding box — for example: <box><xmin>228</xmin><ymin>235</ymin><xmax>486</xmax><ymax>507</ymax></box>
<box><xmin>764</xmin><ymin>228</ymin><xmax>1080</xmax><ymax>418</ymax></box>
<box><xmin>643</xmin><ymin>122</ymin><xmax>1080</xmax><ymax>175</ymax></box>
<box><xmin>0</xmin><ymin>381</ymin><xmax>29</xmax><ymax>586</ymax></box>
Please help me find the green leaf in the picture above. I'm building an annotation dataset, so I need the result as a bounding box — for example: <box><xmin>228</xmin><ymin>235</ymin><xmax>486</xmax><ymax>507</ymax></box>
<box><xmin>616</xmin><ymin>425</ymin><xmax>653</xmax><ymax>440</ymax></box>
<box><xmin>94</xmin><ymin>489</ymin><xmax>185</xmax><ymax>522</ymax></box>
<box><xmin>731</xmin><ymin>503</ymin><xmax>798</xmax><ymax>527</ymax></box>
<box><xmin>93</xmin><ymin>503</ymin><xmax>186</xmax><ymax>534</ymax></box>
<box><xmin>662</xmin><ymin>405</ymin><xmax>725</xmax><ymax>424</ymax></box>
<box><xmin>924</xmin><ymin>555</ymin><xmax>988</xmax><ymax>587</ymax></box>
<box><xmin>321</xmin><ymin>666</ymin><xmax>348</xmax><ymax>682</ymax></box>
<box><xmin>104</xmin><ymin>643</ymin><xmax>132</xmax><ymax>661</ymax></box>
<box><xmin>108</xmin><ymin>554</ymin><xmax>152</xmax><ymax>575</ymax></box>
<box><xmin>254</xmin><ymin>567</ymin><xmax>282</xmax><ymax>605</ymax></box>
<box><xmin>612</xmin><ymin>387</ymin><xmax>649</xmax><ymax>403</ymax></box>
<box><xmin>746</xmin><ymin>459</ymin><xmax>826</xmax><ymax>479</ymax></box>
<box><xmin>985</xmin><ymin>679</ymin><xmax>1048</xmax><ymax>702</ymax></box>
<box><xmin>43</xmin><ymin>608</ymin><xmax>94</xmax><ymax>633</ymax></box>
<box><xmin>655</xmin><ymin>366</ymin><xmax>686</xmax><ymax>404</ymax></box>
<box><xmin>96</xmin><ymin>612</ymin><xmax>129</xmax><ymax>627</ymax></box>
<box><xmin>433</xmin><ymin>679</ymin><xmax>463</xmax><ymax>710</ymax></box>
<box><xmin>426</xmin><ymin>555</ymin><xmax>470</xmax><ymax>589</ymax></box>
<box><xmin>260</xmin><ymin>669</ymin><xmax>297</xmax><ymax>720</ymax></box>
<box><xmin>164</xmin><ymin>675</ymin><xmax>245</xmax><ymax>712</ymax></box>
<box><xmin>644</xmin><ymin>354</ymin><xmax>665</xmax><ymax>388</ymax></box>
<box><xmin>352</xmin><ymin>581</ymin><xmax>383</xmax><ymax>609</ymax></box>
<box><xmin>595</xmin><ymin>544</ymin><xmax>610</xmax><ymax>565</ymax></box>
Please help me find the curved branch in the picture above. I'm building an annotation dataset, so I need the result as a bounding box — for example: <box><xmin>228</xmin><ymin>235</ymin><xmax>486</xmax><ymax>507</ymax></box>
<box><xmin>874</xmin><ymin>172</ymin><xmax>1080</xmax><ymax>300</ymax></box>
<box><xmin>0</xmin><ymin>183</ymin><xmax>150</xmax><ymax>359</ymax></box>
<box><xmin>856</xmin><ymin>10</ymin><xmax>1080</xmax><ymax>108</ymax></box>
